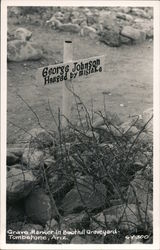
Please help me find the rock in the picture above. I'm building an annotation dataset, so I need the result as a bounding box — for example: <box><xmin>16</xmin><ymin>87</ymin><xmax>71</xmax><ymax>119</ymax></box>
<box><xmin>7</xmin><ymin>40</ymin><xmax>43</xmax><ymax>62</ymax></box>
<box><xmin>116</xmin><ymin>12</ymin><xmax>134</xmax><ymax>22</ymax></box>
<box><xmin>59</xmin><ymin>23</ymin><xmax>80</xmax><ymax>33</ymax></box>
<box><xmin>63</xmin><ymin>211</ymin><xmax>90</xmax><ymax>230</ymax></box>
<box><xmin>44</xmin><ymin>157</ymin><xmax>56</xmax><ymax>169</ymax></box>
<box><xmin>7</xmin><ymin>168</ymin><xmax>37</xmax><ymax>202</ymax></box>
<box><xmin>49</xmin><ymin>177</ymin><xmax>73</xmax><ymax>202</ymax></box>
<box><xmin>93</xmin><ymin>23</ymin><xmax>103</xmax><ymax>32</ymax></box>
<box><xmin>7</xmin><ymin>147</ymin><xmax>24</xmax><ymax>157</ymax></box>
<box><xmin>32</xmin><ymin>130</ymin><xmax>53</xmax><ymax>148</ymax></box>
<box><xmin>110</xmin><ymin>198</ymin><xmax>123</xmax><ymax>206</ymax></box>
<box><xmin>25</xmin><ymin>189</ymin><xmax>53</xmax><ymax>225</ymax></box>
<box><xmin>99</xmin><ymin>26</ymin><xmax>121</xmax><ymax>47</ymax></box>
<box><xmin>22</xmin><ymin>148</ymin><xmax>44</xmax><ymax>169</ymax></box>
<box><xmin>25</xmin><ymin>128</ymin><xmax>53</xmax><ymax>149</ymax></box>
<box><xmin>86</xmin><ymin>13</ymin><xmax>99</xmax><ymax>25</ymax></box>
<box><xmin>145</xmin><ymin>8</ymin><xmax>153</xmax><ymax>19</ymax></box>
<box><xmin>62</xmin><ymin>12</ymin><xmax>72</xmax><ymax>23</ymax></box>
<box><xmin>124</xmin><ymin>125</ymin><xmax>139</xmax><ymax>136</ymax></box>
<box><xmin>138</xmin><ymin>132</ymin><xmax>153</xmax><ymax>144</ymax></box>
<box><xmin>8</xmin><ymin>7</ymin><xmax>21</xmax><ymax>16</ymax></box>
<box><xmin>127</xmin><ymin>169</ymin><xmax>153</xmax><ymax>211</ymax></box>
<box><xmin>81</xmin><ymin>26</ymin><xmax>97</xmax><ymax>39</ymax></box>
<box><xmin>117</xmin><ymin>7</ymin><xmax>132</xmax><ymax>14</ymax></box>
<box><xmin>119</xmin><ymin>117</ymin><xmax>136</xmax><ymax>131</ymax></box>
<box><xmin>92</xmin><ymin>203</ymin><xmax>152</xmax><ymax>231</ymax></box>
<box><xmin>144</xmin><ymin>28</ymin><xmax>153</xmax><ymax>39</ymax></box>
<box><xmin>143</xmin><ymin>166</ymin><xmax>153</xmax><ymax>181</ymax></box>
<box><xmin>47</xmin><ymin>13</ymin><xmax>66</xmax><ymax>25</ymax></box>
<box><xmin>54</xmin><ymin>11</ymin><xmax>65</xmax><ymax>21</ymax></box>
<box><xmin>92</xmin><ymin>112</ymin><xmax>121</xmax><ymax>128</ymax></box>
<box><xmin>110</xmin><ymin>204</ymin><xmax>153</xmax><ymax>230</ymax></box>
<box><xmin>92</xmin><ymin>117</ymin><xmax>105</xmax><ymax>128</ymax></box>
<box><xmin>7</xmin><ymin>203</ymin><xmax>25</xmax><ymax>223</ymax></box>
<box><xmin>7</xmin><ymin>152</ymin><xmax>19</xmax><ymax>166</ymax></box>
<box><xmin>7</xmin><ymin>164</ymin><xmax>27</xmax><ymax>172</ymax></box>
<box><xmin>46</xmin><ymin>218</ymin><xmax>58</xmax><ymax>230</ymax></box>
<box><xmin>91</xmin><ymin>212</ymin><xmax>118</xmax><ymax>230</ymax></box>
<box><xmin>106</xmin><ymin>111</ymin><xmax>122</xmax><ymax>125</ymax></box>
<box><xmin>142</xmin><ymin>108</ymin><xmax>153</xmax><ymax>132</ymax></box>
<box><xmin>7</xmin><ymin>30</ymin><xmax>15</xmax><ymax>41</ymax></box>
<box><xmin>17</xmin><ymin>224</ymin><xmax>44</xmax><ymax>243</ymax></box>
<box><xmin>120</xmin><ymin>122</ymin><xmax>139</xmax><ymax>135</ymax></box>
<box><xmin>52</xmin><ymin>18</ymin><xmax>80</xmax><ymax>33</ymax></box>
<box><xmin>135</xmin><ymin>108</ymin><xmax>153</xmax><ymax>133</ymax></box>
<box><xmin>132</xmin><ymin>161</ymin><xmax>146</xmax><ymax>172</ymax></box>
<box><xmin>86</xmin><ymin>131</ymin><xmax>99</xmax><ymax>141</ymax></box>
<box><xmin>131</xmin><ymin>8</ymin><xmax>148</xmax><ymax>18</ymax></box>
<box><xmin>132</xmin><ymin>151</ymin><xmax>152</xmax><ymax>168</ymax></box>
<box><xmin>71</xmin><ymin>236</ymin><xmax>87</xmax><ymax>244</ymax></box>
<box><xmin>110</xmin><ymin>125</ymin><xmax>124</xmax><ymax>136</ymax></box>
<box><xmin>72</xmin><ymin>18</ymin><xmax>85</xmax><ymax>25</ymax></box>
<box><xmin>14</xmin><ymin>27</ymin><xmax>32</xmax><ymax>41</ymax></box>
<box><xmin>121</xmin><ymin>26</ymin><xmax>146</xmax><ymax>43</ymax></box>
<box><xmin>97</xmin><ymin>124</ymin><xmax>122</xmax><ymax>137</ymax></box>
<box><xmin>120</xmin><ymin>35</ymin><xmax>132</xmax><ymax>45</ymax></box>
<box><xmin>60</xmin><ymin>176</ymin><xmax>106</xmax><ymax>214</ymax></box>
<box><xmin>140</xmin><ymin>131</ymin><xmax>153</xmax><ymax>144</ymax></box>
<box><xmin>133</xmin><ymin>18</ymin><xmax>153</xmax><ymax>39</ymax></box>
<box><xmin>71</xmin><ymin>10</ymin><xmax>81</xmax><ymax>19</ymax></box>
<box><xmin>99</xmin><ymin>11</ymin><xmax>116</xmax><ymax>29</ymax></box>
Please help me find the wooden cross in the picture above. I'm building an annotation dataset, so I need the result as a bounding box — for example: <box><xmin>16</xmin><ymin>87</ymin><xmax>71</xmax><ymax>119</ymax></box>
<box><xmin>37</xmin><ymin>41</ymin><xmax>105</xmax><ymax>127</ymax></box>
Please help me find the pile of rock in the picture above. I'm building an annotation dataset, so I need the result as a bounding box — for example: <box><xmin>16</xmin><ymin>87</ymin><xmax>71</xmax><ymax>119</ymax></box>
<box><xmin>7</xmin><ymin>108</ymin><xmax>153</xmax><ymax>244</ymax></box>
<box><xmin>46</xmin><ymin>7</ymin><xmax>153</xmax><ymax>46</ymax></box>
<box><xmin>7</xmin><ymin>27</ymin><xmax>43</xmax><ymax>62</ymax></box>
<box><xmin>7</xmin><ymin>7</ymin><xmax>153</xmax><ymax>62</ymax></box>
<box><xmin>8</xmin><ymin>7</ymin><xmax>153</xmax><ymax>48</ymax></box>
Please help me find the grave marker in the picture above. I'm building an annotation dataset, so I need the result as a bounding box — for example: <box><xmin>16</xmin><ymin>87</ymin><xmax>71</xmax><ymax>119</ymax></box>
<box><xmin>37</xmin><ymin>41</ymin><xmax>105</xmax><ymax>127</ymax></box>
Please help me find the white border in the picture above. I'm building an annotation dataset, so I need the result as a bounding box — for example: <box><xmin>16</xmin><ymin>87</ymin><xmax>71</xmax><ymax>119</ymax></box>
<box><xmin>1</xmin><ymin>1</ymin><xmax>160</xmax><ymax>250</ymax></box>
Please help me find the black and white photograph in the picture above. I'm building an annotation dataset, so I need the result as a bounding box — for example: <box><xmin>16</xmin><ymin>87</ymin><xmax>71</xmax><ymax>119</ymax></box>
<box><xmin>1</xmin><ymin>0</ymin><xmax>160</xmax><ymax>249</ymax></box>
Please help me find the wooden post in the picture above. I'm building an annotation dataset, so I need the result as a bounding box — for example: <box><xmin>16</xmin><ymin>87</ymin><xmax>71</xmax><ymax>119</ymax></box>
<box><xmin>62</xmin><ymin>40</ymin><xmax>73</xmax><ymax>128</ymax></box>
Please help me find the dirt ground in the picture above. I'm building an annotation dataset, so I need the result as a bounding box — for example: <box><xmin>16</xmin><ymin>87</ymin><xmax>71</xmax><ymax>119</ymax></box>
<box><xmin>7</xmin><ymin>23</ymin><xmax>153</xmax><ymax>144</ymax></box>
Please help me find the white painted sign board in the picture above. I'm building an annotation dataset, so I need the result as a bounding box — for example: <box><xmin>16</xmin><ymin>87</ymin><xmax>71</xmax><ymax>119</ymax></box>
<box><xmin>37</xmin><ymin>55</ymin><xmax>105</xmax><ymax>86</ymax></box>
